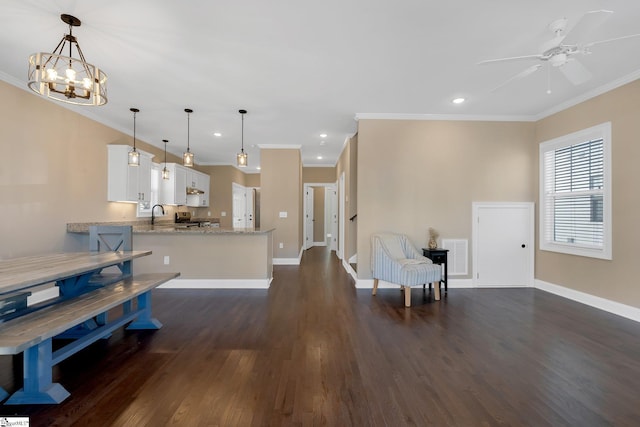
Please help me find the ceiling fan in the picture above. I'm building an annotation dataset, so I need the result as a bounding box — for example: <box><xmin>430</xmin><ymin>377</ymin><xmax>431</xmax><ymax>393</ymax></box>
<box><xmin>479</xmin><ymin>10</ymin><xmax>640</xmax><ymax>92</ymax></box>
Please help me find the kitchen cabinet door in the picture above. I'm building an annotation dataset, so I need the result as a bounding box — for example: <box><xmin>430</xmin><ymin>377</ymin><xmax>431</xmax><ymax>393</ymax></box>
<box><xmin>107</xmin><ymin>145</ymin><xmax>153</xmax><ymax>203</ymax></box>
<box><xmin>160</xmin><ymin>163</ymin><xmax>187</xmax><ymax>205</ymax></box>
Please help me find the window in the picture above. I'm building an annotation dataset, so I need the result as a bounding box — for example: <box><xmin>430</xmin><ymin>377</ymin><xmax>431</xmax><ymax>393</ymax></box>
<box><xmin>539</xmin><ymin>122</ymin><xmax>611</xmax><ymax>259</ymax></box>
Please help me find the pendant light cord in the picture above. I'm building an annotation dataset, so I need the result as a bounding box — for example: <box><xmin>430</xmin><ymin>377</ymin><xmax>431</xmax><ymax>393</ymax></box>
<box><xmin>241</xmin><ymin>113</ymin><xmax>244</xmax><ymax>152</ymax></box>
<box><xmin>187</xmin><ymin>111</ymin><xmax>191</xmax><ymax>152</ymax></box>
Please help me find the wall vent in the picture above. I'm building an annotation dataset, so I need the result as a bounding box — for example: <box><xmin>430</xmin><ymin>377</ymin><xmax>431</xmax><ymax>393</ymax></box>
<box><xmin>442</xmin><ymin>239</ymin><xmax>468</xmax><ymax>275</ymax></box>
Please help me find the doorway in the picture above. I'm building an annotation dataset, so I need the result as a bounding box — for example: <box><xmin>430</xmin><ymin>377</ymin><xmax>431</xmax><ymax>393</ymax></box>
<box><xmin>303</xmin><ymin>183</ymin><xmax>338</xmax><ymax>251</ymax></box>
<box><xmin>232</xmin><ymin>183</ymin><xmax>258</xmax><ymax>228</ymax></box>
<box><xmin>472</xmin><ymin>202</ymin><xmax>534</xmax><ymax>287</ymax></box>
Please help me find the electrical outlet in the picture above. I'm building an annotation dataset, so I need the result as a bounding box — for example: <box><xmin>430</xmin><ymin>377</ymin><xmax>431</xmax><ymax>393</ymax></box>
<box><xmin>221</xmin><ymin>211</ymin><xmax>227</xmax><ymax>217</ymax></box>
<box><xmin>207</xmin><ymin>211</ymin><xmax>211</xmax><ymax>217</ymax></box>
<box><xmin>279</xmin><ymin>211</ymin><xmax>288</xmax><ymax>218</ymax></box>
<box><xmin>163</xmin><ymin>256</ymin><xmax>170</xmax><ymax>265</ymax></box>
<box><xmin>279</xmin><ymin>243</ymin><xmax>284</xmax><ymax>249</ymax></box>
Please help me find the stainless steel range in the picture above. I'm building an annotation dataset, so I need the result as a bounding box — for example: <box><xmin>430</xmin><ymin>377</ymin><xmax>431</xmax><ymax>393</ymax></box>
<box><xmin>174</xmin><ymin>212</ymin><xmax>211</xmax><ymax>228</ymax></box>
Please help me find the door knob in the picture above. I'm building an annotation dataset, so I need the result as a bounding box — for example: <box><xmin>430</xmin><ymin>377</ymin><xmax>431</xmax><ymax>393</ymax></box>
<box><xmin>521</xmin><ymin>244</ymin><xmax>526</xmax><ymax>248</ymax></box>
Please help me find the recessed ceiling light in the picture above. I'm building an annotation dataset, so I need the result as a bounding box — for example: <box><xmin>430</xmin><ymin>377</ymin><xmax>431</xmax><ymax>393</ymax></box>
<box><xmin>319</xmin><ymin>133</ymin><xmax>327</xmax><ymax>138</ymax></box>
<box><xmin>213</xmin><ymin>132</ymin><xmax>222</xmax><ymax>137</ymax></box>
<box><xmin>256</xmin><ymin>166</ymin><xmax>261</xmax><ymax>170</ymax></box>
<box><xmin>452</xmin><ymin>97</ymin><xmax>465</xmax><ymax>104</ymax></box>
<box><xmin>317</xmin><ymin>156</ymin><xmax>323</xmax><ymax>160</ymax></box>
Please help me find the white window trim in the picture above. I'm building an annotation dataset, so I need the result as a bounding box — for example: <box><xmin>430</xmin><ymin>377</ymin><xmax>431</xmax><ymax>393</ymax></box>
<box><xmin>539</xmin><ymin>122</ymin><xmax>612</xmax><ymax>260</ymax></box>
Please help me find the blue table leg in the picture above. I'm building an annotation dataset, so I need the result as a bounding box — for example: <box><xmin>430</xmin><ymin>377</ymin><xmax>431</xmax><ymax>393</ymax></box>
<box><xmin>126</xmin><ymin>291</ymin><xmax>162</xmax><ymax>330</ymax></box>
<box><xmin>5</xmin><ymin>338</ymin><xmax>70</xmax><ymax>404</ymax></box>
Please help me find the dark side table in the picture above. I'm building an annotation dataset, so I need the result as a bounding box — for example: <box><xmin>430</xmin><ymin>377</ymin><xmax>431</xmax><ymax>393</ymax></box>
<box><xmin>422</xmin><ymin>248</ymin><xmax>449</xmax><ymax>294</ymax></box>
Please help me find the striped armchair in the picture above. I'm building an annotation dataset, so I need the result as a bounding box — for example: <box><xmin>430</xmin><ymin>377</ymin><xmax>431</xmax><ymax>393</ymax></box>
<box><xmin>371</xmin><ymin>233</ymin><xmax>442</xmax><ymax>307</ymax></box>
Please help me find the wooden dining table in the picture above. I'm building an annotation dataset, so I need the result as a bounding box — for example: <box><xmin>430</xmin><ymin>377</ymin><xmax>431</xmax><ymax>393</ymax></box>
<box><xmin>0</xmin><ymin>250</ymin><xmax>151</xmax><ymax>298</ymax></box>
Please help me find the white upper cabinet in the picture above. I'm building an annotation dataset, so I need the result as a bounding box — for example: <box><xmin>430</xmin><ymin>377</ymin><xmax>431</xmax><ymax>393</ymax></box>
<box><xmin>186</xmin><ymin>169</ymin><xmax>210</xmax><ymax>207</ymax></box>
<box><xmin>107</xmin><ymin>145</ymin><xmax>153</xmax><ymax>203</ymax></box>
<box><xmin>160</xmin><ymin>163</ymin><xmax>187</xmax><ymax>206</ymax></box>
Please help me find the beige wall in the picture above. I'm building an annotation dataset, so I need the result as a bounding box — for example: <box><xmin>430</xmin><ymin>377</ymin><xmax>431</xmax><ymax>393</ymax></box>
<box><xmin>535</xmin><ymin>79</ymin><xmax>640</xmax><ymax>307</ymax></box>
<box><xmin>0</xmin><ymin>81</ymin><xmax>175</xmax><ymax>258</ymax></box>
<box><xmin>303</xmin><ymin>167</ymin><xmax>336</xmax><ymax>183</ymax></box>
<box><xmin>260</xmin><ymin>148</ymin><xmax>302</xmax><ymax>258</ymax></box>
<box><xmin>336</xmin><ymin>135</ymin><xmax>358</xmax><ymax>261</ymax></box>
<box><xmin>197</xmin><ymin>165</ymin><xmax>248</xmax><ymax>228</ymax></box>
<box><xmin>356</xmin><ymin>120</ymin><xmax>536</xmax><ymax>280</ymax></box>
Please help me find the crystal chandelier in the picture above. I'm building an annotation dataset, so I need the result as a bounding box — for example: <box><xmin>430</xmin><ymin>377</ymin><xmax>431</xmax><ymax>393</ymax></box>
<box><xmin>27</xmin><ymin>14</ymin><xmax>107</xmax><ymax>106</ymax></box>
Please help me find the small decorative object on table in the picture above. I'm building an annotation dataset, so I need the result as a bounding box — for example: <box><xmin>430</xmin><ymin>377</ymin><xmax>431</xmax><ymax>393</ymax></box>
<box><xmin>428</xmin><ymin>227</ymin><xmax>439</xmax><ymax>249</ymax></box>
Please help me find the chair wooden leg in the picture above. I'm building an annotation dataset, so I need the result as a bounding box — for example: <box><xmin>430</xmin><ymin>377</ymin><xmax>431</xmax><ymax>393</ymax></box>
<box><xmin>433</xmin><ymin>282</ymin><xmax>441</xmax><ymax>301</ymax></box>
<box><xmin>372</xmin><ymin>278</ymin><xmax>379</xmax><ymax>296</ymax></box>
<box><xmin>404</xmin><ymin>286</ymin><xmax>411</xmax><ymax>307</ymax></box>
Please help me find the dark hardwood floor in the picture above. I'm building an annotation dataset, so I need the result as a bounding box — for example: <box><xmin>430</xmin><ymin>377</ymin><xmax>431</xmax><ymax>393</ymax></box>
<box><xmin>2</xmin><ymin>246</ymin><xmax>640</xmax><ymax>426</ymax></box>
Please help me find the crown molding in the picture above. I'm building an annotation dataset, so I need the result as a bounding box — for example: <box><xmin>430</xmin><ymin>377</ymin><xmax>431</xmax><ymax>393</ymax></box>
<box><xmin>534</xmin><ymin>69</ymin><xmax>640</xmax><ymax>121</ymax></box>
<box><xmin>354</xmin><ymin>112</ymin><xmax>536</xmax><ymax>122</ymax></box>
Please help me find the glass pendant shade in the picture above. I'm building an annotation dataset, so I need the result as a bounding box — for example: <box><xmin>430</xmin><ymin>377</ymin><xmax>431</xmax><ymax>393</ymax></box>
<box><xmin>128</xmin><ymin>149</ymin><xmax>140</xmax><ymax>166</ymax></box>
<box><xmin>237</xmin><ymin>109</ymin><xmax>248</xmax><ymax>167</ymax></box>
<box><xmin>128</xmin><ymin>107</ymin><xmax>140</xmax><ymax>166</ymax></box>
<box><xmin>237</xmin><ymin>150</ymin><xmax>248</xmax><ymax>167</ymax></box>
<box><xmin>162</xmin><ymin>139</ymin><xmax>170</xmax><ymax>180</ymax></box>
<box><xmin>183</xmin><ymin>108</ymin><xmax>194</xmax><ymax>167</ymax></box>
<box><xmin>183</xmin><ymin>150</ymin><xmax>194</xmax><ymax>168</ymax></box>
<box><xmin>27</xmin><ymin>14</ymin><xmax>107</xmax><ymax>106</ymax></box>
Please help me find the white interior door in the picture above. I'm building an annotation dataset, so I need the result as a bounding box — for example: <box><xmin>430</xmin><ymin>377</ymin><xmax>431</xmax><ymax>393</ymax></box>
<box><xmin>473</xmin><ymin>202</ymin><xmax>534</xmax><ymax>287</ymax></box>
<box><xmin>325</xmin><ymin>186</ymin><xmax>338</xmax><ymax>250</ymax></box>
<box><xmin>246</xmin><ymin>188</ymin><xmax>255</xmax><ymax>228</ymax></box>
<box><xmin>304</xmin><ymin>187</ymin><xmax>314</xmax><ymax>250</ymax></box>
<box><xmin>232</xmin><ymin>183</ymin><xmax>246</xmax><ymax>228</ymax></box>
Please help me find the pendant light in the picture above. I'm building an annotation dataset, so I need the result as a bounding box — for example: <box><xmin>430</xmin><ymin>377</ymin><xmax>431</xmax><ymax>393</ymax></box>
<box><xmin>162</xmin><ymin>139</ymin><xmax>170</xmax><ymax>180</ymax></box>
<box><xmin>27</xmin><ymin>14</ymin><xmax>107</xmax><ymax>106</ymax></box>
<box><xmin>237</xmin><ymin>109</ymin><xmax>248</xmax><ymax>168</ymax></box>
<box><xmin>128</xmin><ymin>108</ymin><xmax>140</xmax><ymax>166</ymax></box>
<box><xmin>183</xmin><ymin>108</ymin><xmax>194</xmax><ymax>167</ymax></box>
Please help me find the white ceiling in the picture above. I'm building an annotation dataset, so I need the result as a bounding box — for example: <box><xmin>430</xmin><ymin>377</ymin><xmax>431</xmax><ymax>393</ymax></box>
<box><xmin>2</xmin><ymin>0</ymin><xmax>640</xmax><ymax>172</ymax></box>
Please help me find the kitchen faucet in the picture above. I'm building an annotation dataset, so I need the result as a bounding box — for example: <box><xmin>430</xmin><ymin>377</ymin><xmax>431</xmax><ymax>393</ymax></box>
<box><xmin>151</xmin><ymin>204</ymin><xmax>165</xmax><ymax>225</ymax></box>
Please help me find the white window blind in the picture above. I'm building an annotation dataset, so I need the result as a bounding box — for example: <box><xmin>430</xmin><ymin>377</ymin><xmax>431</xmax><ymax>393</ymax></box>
<box><xmin>539</xmin><ymin>123</ymin><xmax>611</xmax><ymax>259</ymax></box>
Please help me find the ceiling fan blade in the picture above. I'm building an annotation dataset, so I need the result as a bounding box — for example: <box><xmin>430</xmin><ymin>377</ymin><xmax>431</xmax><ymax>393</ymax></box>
<box><xmin>559</xmin><ymin>58</ymin><xmax>592</xmax><ymax>85</ymax></box>
<box><xmin>478</xmin><ymin>54</ymin><xmax>542</xmax><ymax>65</ymax></box>
<box><xmin>563</xmin><ymin>10</ymin><xmax>613</xmax><ymax>45</ymax></box>
<box><xmin>490</xmin><ymin>64</ymin><xmax>542</xmax><ymax>92</ymax></box>
<box><xmin>585</xmin><ymin>33</ymin><xmax>640</xmax><ymax>48</ymax></box>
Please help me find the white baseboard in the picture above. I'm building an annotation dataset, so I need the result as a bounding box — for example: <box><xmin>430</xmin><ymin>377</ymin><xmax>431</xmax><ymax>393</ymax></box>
<box><xmin>354</xmin><ymin>278</ymin><xmax>474</xmax><ymax>289</ymax></box>
<box><xmin>159</xmin><ymin>278</ymin><xmax>272</xmax><ymax>289</ymax></box>
<box><xmin>273</xmin><ymin>247</ymin><xmax>304</xmax><ymax>265</ymax></box>
<box><xmin>535</xmin><ymin>279</ymin><xmax>640</xmax><ymax>323</ymax></box>
<box><xmin>313</xmin><ymin>241</ymin><xmax>327</xmax><ymax>247</ymax></box>
<box><xmin>342</xmin><ymin>259</ymin><xmax>357</xmax><ymax>282</ymax></box>
<box><xmin>348</xmin><ymin>253</ymin><xmax>357</xmax><ymax>264</ymax></box>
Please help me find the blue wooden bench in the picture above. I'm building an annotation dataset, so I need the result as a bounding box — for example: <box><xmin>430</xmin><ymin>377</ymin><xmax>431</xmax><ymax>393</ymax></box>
<box><xmin>0</xmin><ymin>226</ymin><xmax>180</xmax><ymax>404</ymax></box>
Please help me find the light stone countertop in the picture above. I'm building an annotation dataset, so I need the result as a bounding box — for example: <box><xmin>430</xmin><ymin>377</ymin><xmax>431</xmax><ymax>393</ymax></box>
<box><xmin>66</xmin><ymin>221</ymin><xmax>274</xmax><ymax>235</ymax></box>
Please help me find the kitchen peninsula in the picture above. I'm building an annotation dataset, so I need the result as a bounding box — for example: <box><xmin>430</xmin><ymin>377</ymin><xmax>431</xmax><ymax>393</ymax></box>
<box><xmin>67</xmin><ymin>222</ymin><xmax>274</xmax><ymax>288</ymax></box>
